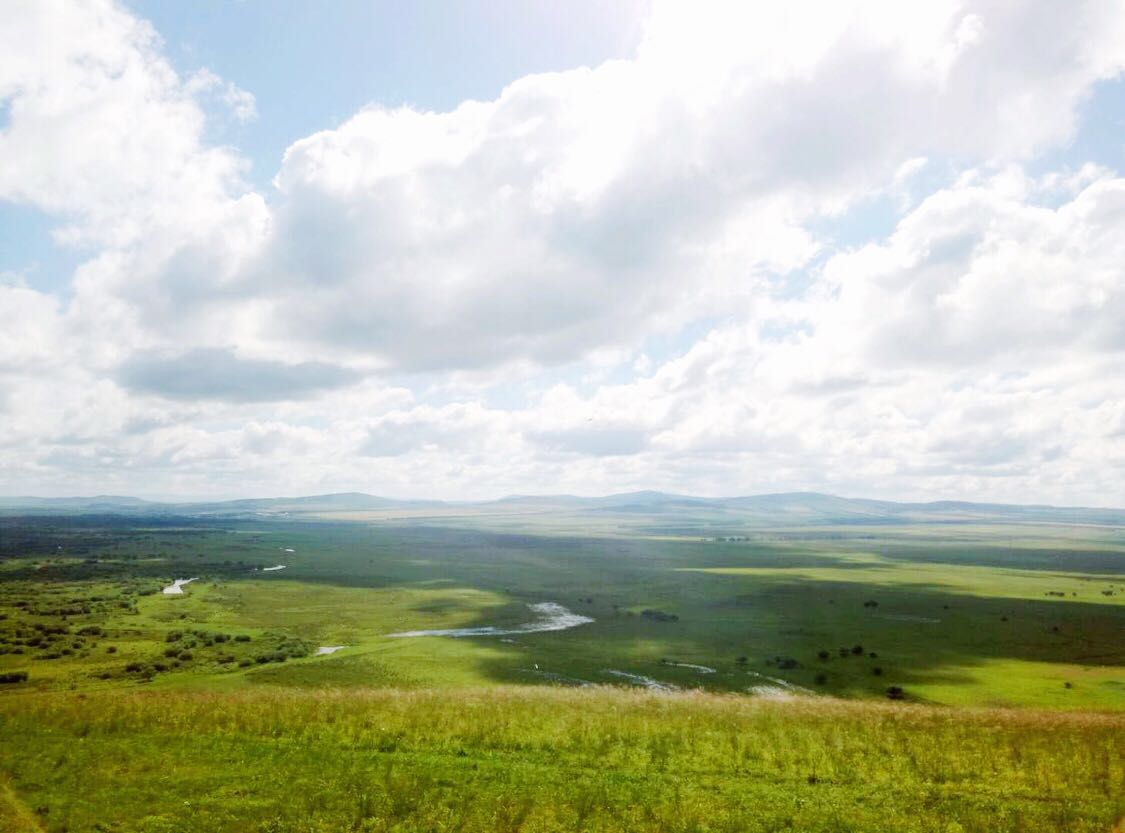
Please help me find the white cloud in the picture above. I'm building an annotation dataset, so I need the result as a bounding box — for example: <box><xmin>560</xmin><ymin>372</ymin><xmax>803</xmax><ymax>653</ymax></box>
<box><xmin>0</xmin><ymin>0</ymin><xmax>248</xmax><ymax>250</ymax></box>
<box><xmin>185</xmin><ymin>68</ymin><xmax>257</xmax><ymax>123</ymax></box>
<box><xmin>812</xmin><ymin>167</ymin><xmax>1125</xmax><ymax>366</ymax></box>
<box><xmin>232</xmin><ymin>2</ymin><xmax>1124</xmax><ymax>371</ymax></box>
<box><xmin>0</xmin><ymin>284</ymin><xmax>63</xmax><ymax>371</ymax></box>
<box><xmin>1</xmin><ymin>1</ymin><xmax>1124</xmax><ymax>501</ymax></box>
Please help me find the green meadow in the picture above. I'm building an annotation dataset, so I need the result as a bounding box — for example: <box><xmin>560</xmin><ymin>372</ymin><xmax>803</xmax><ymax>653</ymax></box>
<box><xmin>2</xmin><ymin>688</ymin><xmax>1122</xmax><ymax>833</ymax></box>
<box><xmin>0</xmin><ymin>505</ymin><xmax>1123</xmax><ymax>830</ymax></box>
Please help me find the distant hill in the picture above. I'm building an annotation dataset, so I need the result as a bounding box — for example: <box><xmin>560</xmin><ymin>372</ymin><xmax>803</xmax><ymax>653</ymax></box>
<box><xmin>0</xmin><ymin>491</ymin><xmax>1121</xmax><ymax>526</ymax></box>
<box><xmin>0</xmin><ymin>495</ymin><xmax>156</xmax><ymax>510</ymax></box>
<box><xmin>174</xmin><ymin>492</ymin><xmax>444</xmax><ymax>515</ymax></box>
<box><xmin>495</xmin><ymin>491</ymin><xmax>1125</xmax><ymax>526</ymax></box>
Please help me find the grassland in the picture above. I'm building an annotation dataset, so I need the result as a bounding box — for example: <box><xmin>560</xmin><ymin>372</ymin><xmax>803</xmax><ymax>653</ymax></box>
<box><xmin>1</xmin><ymin>517</ymin><xmax>1121</xmax><ymax>705</ymax></box>
<box><xmin>1</xmin><ymin>687</ymin><xmax>1122</xmax><ymax>833</ymax></box>
<box><xmin>0</xmin><ymin>509</ymin><xmax>1122</xmax><ymax>831</ymax></box>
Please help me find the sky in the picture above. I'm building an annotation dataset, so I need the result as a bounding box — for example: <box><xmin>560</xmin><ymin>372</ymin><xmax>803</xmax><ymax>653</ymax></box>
<box><xmin>1</xmin><ymin>1</ymin><xmax>1124</xmax><ymax>504</ymax></box>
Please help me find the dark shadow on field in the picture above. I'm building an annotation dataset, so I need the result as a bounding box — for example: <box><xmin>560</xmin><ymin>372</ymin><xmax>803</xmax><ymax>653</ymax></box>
<box><xmin>2</xmin><ymin>515</ymin><xmax>1123</xmax><ymax>701</ymax></box>
<box><xmin>251</xmin><ymin>522</ymin><xmax>1122</xmax><ymax>698</ymax></box>
<box><xmin>872</xmin><ymin>544</ymin><xmax>1125</xmax><ymax>574</ymax></box>
<box><xmin>469</xmin><ymin>572</ymin><xmax>1125</xmax><ymax>699</ymax></box>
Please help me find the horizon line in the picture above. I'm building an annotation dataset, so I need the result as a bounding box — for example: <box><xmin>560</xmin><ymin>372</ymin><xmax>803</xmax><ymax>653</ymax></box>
<box><xmin>0</xmin><ymin>489</ymin><xmax>1122</xmax><ymax>513</ymax></box>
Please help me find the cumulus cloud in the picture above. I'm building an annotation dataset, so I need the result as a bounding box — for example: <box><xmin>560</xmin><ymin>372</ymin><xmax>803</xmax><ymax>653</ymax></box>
<box><xmin>207</xmin><ymin>0</ymin><xmax>1123</xmax><ymax>372</ymax></box>
<box><xmin>0</xmin><ymin>284</ymin><xmax>63</xmax><ymax>371</ymax></box>
<box><xmin>1</xmin><ymin>0</ymin><xmax>1124</xmax><ymax>501</ymax></box>
<box><xmin>0</xmin><ymin>0</ymin><xmax>249</xmax><ymax>249</ymax></box>
<box><xmin>809</xmin><ymin>166</ymin><xmax>1125</xmax><ymax>367</ymax></box>
<box><xmin>21</xmin><ymin>0</ymin><xmax>1118</xmax><ymax>375</ymax></box>
<box><xmin>185</xmin><ymin>68</ymin><xmax>258</xmax><ymax>123</ymax></box>
<box><xmin>360</xmin><ymin>410</ymin><xmax>470</xmax><ymax>458</ymax></box>
<box><xmin>530</xmin><ymin>425</ymin><xmax>651</xmax><ymax>457</ymax></box>
<box><xmin>116</xmin><ymin>349</ymin><xmax>363</xmax><ymax>402</ymax></box>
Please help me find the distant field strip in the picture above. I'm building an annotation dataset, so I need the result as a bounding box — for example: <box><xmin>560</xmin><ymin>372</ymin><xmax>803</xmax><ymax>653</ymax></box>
<box><xmin>679</xmin><ymin>561</ymin><xmax>1125</xmax><ymax>602</ymax></box>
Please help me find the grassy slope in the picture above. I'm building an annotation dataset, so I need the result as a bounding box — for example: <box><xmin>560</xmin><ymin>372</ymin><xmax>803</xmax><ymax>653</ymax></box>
<box><xmin>0</xmin><ymin>686</ymin><xmax>1121</xmax><ymax>833</ymax></box>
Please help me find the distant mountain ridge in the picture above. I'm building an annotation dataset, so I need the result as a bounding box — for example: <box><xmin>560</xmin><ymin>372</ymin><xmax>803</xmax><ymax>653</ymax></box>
<box><xmin>0</xmin><ymin>490</ymin><xmax>1122</xmax><ymax>526</ymax></box>
<box><xmin>0</xmin><ymin>495</ymin><xmax>156</xmax><ymax>509</ymax></box>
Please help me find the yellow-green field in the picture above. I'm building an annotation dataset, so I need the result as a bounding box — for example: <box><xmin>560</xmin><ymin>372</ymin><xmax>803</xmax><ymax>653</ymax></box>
<box><xmin>1</xmin><ymin>687</ymin><xmax>1122</xmax><ymax>833</ymax></box>
<box><xmin>0</xmin><ymin>512</ymin><xmax>1122</xmax><ymax>831</ymax></box>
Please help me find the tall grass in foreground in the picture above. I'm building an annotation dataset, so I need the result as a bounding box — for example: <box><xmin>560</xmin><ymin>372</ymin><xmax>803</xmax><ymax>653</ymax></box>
<box><xmin>1</xmin><ymin>686</ymin><xmax>1122</xmax><ymax>832</ymax></box>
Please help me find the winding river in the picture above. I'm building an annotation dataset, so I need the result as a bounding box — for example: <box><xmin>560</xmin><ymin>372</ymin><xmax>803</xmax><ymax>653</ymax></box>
<box><xmin>388</xmin><ymin>602</ymin><xmax>593</xmax><ymax>638</ymax></box>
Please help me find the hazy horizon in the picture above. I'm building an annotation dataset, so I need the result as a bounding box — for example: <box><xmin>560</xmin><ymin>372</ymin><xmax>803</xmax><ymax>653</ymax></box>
<box><xmin>2</xmin><ymin>488</ymin><xmax>1123</xmax><ymax>512</ymax></box>
<box><xmin>3</xmin><ymin>1</ymin><xmax>1124</xmax><ymax>505</ymax></box>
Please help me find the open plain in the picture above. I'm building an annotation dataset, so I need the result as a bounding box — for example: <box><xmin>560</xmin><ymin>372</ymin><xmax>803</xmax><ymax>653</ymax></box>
<box><xmin>1</xmin><ymin>494</ymin><xmax>1122</xmax><ymax>831</ymax></box>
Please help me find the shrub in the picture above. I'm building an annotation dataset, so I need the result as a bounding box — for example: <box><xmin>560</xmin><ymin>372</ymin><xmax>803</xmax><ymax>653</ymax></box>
<box><xmin>0</xmin><ymin>672</ymin><xmax>28</xmax><ymax>684</ymax></box>
<box><xmin>885</xmin><ymin>686</ymin><xmax>906</xmax><ymax>700</ymax></box>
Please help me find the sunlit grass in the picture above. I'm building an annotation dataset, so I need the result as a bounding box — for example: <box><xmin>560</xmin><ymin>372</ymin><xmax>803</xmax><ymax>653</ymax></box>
<box><xmin>0</xmin><ymin>686</ymin><xmax>1122</xmax><ymax>832</ymax></box>
<box><xmin>680</xmin><ymin>560</ymin><xmax>1125</xmax><ymax>604</ymax></box>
